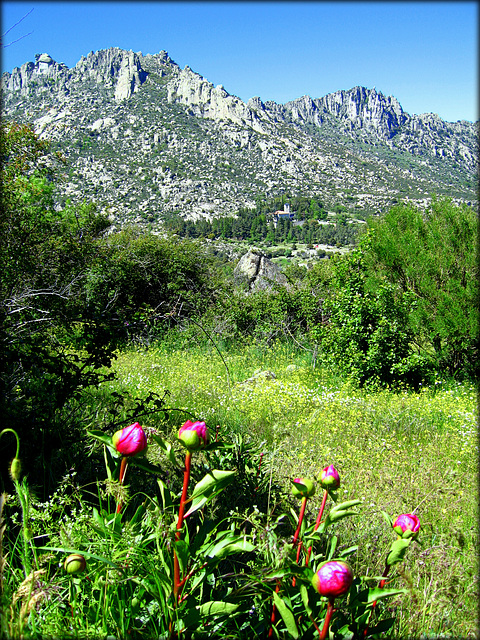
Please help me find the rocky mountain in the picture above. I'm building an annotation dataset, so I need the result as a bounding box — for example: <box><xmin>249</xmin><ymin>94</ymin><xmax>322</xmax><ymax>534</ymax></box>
<box><xmin>2</xmin><ymin>47</ymin><xmax>477</xmax><ymax>227</ymax></box>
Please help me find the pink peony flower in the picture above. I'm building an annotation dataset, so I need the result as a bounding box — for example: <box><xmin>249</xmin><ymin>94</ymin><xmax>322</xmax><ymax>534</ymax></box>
<box><xmin>312</xmin><ymin>560</ymin><xmax>354</xmax><ymax>598</ymax></box>
<box><xmin>320</xmin><ymin>465</ymin><xmax>340</xmax><ymax>490</ymax></box>
<box><xmin>392</xmin><ymin>513</ymin><xmax>420</xmax><ymax>539</ymax></box>
<box><xmin>292</xmin><ymin>477</ymin><xmax>316</xmax><ymax>498</ymax></box>
<box><xmin>178</xmin><ymin>420</ymin><xmax>209</xmax><ymax>451</ymax></box>
<box><xmin>112</xmin><ymin>422</ymin><xmax>147</xmax><ymax>457</ymax></box>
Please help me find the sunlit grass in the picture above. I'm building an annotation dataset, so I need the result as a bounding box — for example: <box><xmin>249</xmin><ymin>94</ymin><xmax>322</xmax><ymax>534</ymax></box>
<box><xmin>107</xmin><ymin>339</ymin><xmax>478</xmax><ymax>638</ymax></box>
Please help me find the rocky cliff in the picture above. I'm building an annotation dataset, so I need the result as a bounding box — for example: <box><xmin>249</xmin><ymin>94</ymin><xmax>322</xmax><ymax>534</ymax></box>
<box><xmin>2</xmin><ymin>47</ymin><xmax>477</xmax><ymax>226</ymax></box>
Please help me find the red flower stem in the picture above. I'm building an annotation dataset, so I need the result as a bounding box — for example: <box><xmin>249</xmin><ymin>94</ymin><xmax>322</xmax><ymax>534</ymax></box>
<box><xmin>268</xmin><ymin>579</ymin><xmax>281</xmax><ymax>637</ymax></box>
<box><xmin>116</xmin><ymin>456</ymin><xmax>128</xmax><ymax>514</ymax></box>
<box><xmin>308</xmin><ymin>611</ymin><xmax>322</xmax><ymax>636</ymax></box>
<box><xmin>305</xmin><ymin>489</ymin><xmax>328</xmax><ymax>566</ymax></box>
<box><xmin>177</xmin><ymin>562</ymin><xmax>209</xmax><ymax>602</ymax></box>
<box><xmin>319</xmin><ymin>598</ymin><xmax>335</xmax><ymax>640</ymax></box>
<box><xmin>176</xmin><ymin>451</ymin><xmax>192</xmax><ymax>540</ymax></box>
<box><xmin>292</xmin><ymin>496</ymin><xmax>308</xmax><ymax>587</ymax></box>
<box><xmin>173</xmin><ymin>451</ymin><xmax>192</xmax><ymax>604</ymax></box>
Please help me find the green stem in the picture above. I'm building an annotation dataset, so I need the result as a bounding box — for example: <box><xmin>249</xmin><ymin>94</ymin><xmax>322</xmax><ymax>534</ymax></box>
<box><xmin>306</xmin><ymin>489</ymin><xmax>328</xmax><ymax>567</ymax></box>
<box><xmin>0</xmin><ymin>429</ymin><xmax>21</xmax><ymax>459</ymax></box>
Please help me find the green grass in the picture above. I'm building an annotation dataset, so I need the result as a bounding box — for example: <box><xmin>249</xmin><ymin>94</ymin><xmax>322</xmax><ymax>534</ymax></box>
<box><xmin>107</xmin><ymin>339</ymin><xmax>478</xmax><ymax>638</ymax></box>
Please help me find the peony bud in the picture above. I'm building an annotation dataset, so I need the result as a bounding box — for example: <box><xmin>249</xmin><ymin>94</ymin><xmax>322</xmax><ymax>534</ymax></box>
<box><xmin>64</xmin><ymin>553</ymin><xmax>86</xmax><ymax>574</ymax></box>
<box><xmin>178</xmin><ymin>420</ymin><xmax>209</xmax><ymax>451</ymax></box>
<box><xmin>319</xmin><ymin>465</ymin><xmax>340</xmax><ymax>490</ymax></box>
<box><xmin>9</xmin><ymin>457</ymin><xmax>22</xmax><ymax>481</ymax></box>
<box><xmin>291</xmin><ymin>477</ymin><xmax>316</xmax><ymax>499</ymax></box>
<box><xmin>312</xmin><ymin>560</ymin><xmax>354</xmax><ymax>598</ymax></box>
<box><xmin>392</xmin><ymin>513</ymin><xmax>420</xmax><ymax>539</ymax></box>
<box><xmin>112</xmin><ymin>422</ymin><xmax>147</xmax><ymax>457</ymax></box>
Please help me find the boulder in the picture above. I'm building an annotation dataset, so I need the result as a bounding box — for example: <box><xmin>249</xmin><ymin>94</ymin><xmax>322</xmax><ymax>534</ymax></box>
<box><xmin>233</xmin><ymin>249</ymin><xmax>288</xmax><ymax>292</ymax></box>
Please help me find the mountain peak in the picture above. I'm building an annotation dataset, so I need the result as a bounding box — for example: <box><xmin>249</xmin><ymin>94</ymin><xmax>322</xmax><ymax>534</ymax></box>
<box><xmin>1</xmin><ymin>46</ymin><xmax>477</xmax><ymax>224</ymax></box>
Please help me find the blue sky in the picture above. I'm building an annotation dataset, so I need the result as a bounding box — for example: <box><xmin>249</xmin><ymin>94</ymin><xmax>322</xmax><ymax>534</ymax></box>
<box><xmin>1</xmin><ymin>1</ymin><xmax>478</xmax><ymax>122</ymax></box>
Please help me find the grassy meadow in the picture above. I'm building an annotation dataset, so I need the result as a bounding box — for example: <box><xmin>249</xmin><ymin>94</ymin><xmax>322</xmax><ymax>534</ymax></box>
<box><xmin>99</xmin><ymin>338</ymin><xmax>478</xmax><ymax>639</ymax></box>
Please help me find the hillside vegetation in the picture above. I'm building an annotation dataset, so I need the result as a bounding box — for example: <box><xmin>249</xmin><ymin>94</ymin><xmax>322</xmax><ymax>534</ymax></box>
<box><xmin>0</xmin><ymin>122</ymin><xmax>478</xmax><ymax>639</ymax></box>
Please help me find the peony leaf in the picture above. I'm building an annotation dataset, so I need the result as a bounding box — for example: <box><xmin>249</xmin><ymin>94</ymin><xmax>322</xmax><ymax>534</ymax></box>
<box><xmin>87</xmin><ymin>429</ymin><xmax>113</xmax><ymax>448</ymax></box>
<box><xmin>197</xmin><ymin>601</ymin><xmax>240</xmax><ymax>616</ymax></box>
<box><xmin>151</xmin><ymin>434</ymin><xmax>177</xmax><ymax>466</ymax></box>
<box><xmin>367</xmin><ymin>587</ymin><xmax>408</xmax><ymax>603</ymax></box>
<box><xmin>386</xmin><ymin>537</ymin><xmax>411</xmax><ymax>566</ymax></box>
<box><xmin>273</xmin><ymin>590</ymin><xmax>299</xmax><ymax>639</ymax></box>
<box><xmin>184</xmin><ymin>470</ymin><xmax>235</xmax><ymax>517</ymax></box>
<box><xmin>330</xmin><ymin>499</ymin><xmax>362</xmax><ymax>513</ymax></box>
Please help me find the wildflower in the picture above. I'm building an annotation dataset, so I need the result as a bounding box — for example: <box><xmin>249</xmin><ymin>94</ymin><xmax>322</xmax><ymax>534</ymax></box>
<box><xmin>178</xmin><ymin>420</ymin><xmax>209</xmax><ymax>451</ymax></box>
<box><xmin>319</xmin><ymin>465</ymin><xmax>340</xmax><ymax>490</ymax></box>
<box><xmin>312</xmin><ymin>560</ymin><xmax>354</xmax><ymax>598</ymax></box>
<box><xmin>64</xmin><ymin>554</ymin><xmax>86</xmax><ymax>574</ymax></box>
<box><xmin>112</xmin><ymin>422</ymin><xmax>147</xmax><ymax>457</ymax></box>
<box><xmin>392</xmin><ymin>513</ymin><xmax>420</xmax><ymax>539</ymax></box>
<box><xmin>291</xmin><ymin>477</ymin><xmax>316</xmax><ymax>498</ymax></box>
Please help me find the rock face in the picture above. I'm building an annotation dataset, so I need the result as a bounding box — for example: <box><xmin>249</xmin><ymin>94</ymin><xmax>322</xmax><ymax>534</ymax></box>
<box><xmin>1</xmin><ymin>47</ymin><xmax>477</xmax><ymax>226</ymax></box>
<box><xmin>234</xmin><ymin>249</ymin><xmax>288</xmax><ymax>291</ymax></box>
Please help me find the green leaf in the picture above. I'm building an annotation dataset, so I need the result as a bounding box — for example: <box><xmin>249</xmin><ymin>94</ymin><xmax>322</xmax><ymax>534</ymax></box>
<box><xmin>273</xmin><ymin>590</ymin><xmax>299</xmax><ymax>639</ymax></box>
<box><xmin>300</xmin><ymin>584</ymin><xmax>312</xmax><ymax>616</ymax></box>
<box><xmin>339</xmin><ymin>545</ymin><xmax>358</xmax><ymax>558</ymax></box>
<box><xmin>130</xmin><ymin>502</ymin><xmax>147</xmax><ymax>526</ymax></box>
<box><xmin>327</xmin><ymin>535</ymin><xmax>338</xmax><ymax>560</ymax></box>
<box><xmin>197</xmin><ymin>601</ymin><xmax>240</xmax><ymax>616</ymax></box>
<box><xmin>38</xmin><ymin>546</ymin><xmax>121</xmax><ymax>570</ymax></box>
<box><xmin>87</xmin><ymin>429</ymin><xmax>114</xmax><ymax>448</ymax></box>
<box><xmin>151</xmin><ymin>434</ymin><xmax>177</xmax><ymax>466</ymax></box>
<box><xmin>326</xmin><ymin>509</ymin><xmax>358</xmax><ymax>524</ymax></box>
<box><xmin>206</xmin><ymin>536</ymin><xmax>255</xmax><ymax>560</ymax></box>
<box><xmin>157</xmin><ymin>479</ymin><xmax>174</xmax><ymax>510</ymax></box>
<box><xmin>129</xmin><ymin>456</ymin><xmax>165</xmax><ymax>475</ymax></box>
<box><xmin>330</xmin><ymin>499</ymin><xmax>362</xmax><ymax>512</ymax></box>
<box><xmin>184</xmin><ymin>470</ymin><xmax>235</xmax><ymax>517</ymax></box>
<box><xmin>174</xmin><ymin>540</ymin><xmax>189</xmax><ymax>573</ymax></box>
<box><xmin>381</xmin><ymin>510</ymin><xmax>393</xmax><ymax>527</ymax></box>
<box><xmin>368</xmin><ymin>617</ymin><xmax>396</xmax><ymax>635</ymax></box>
<box><xmin>367</xmin><ymin>587</ymin><xmax>407</xmax><ymax>603</ymax></box>
<box><xmin>386</xmin><ymin>537</ymin><xmax>411</xmax><ymax>566</ymax></box>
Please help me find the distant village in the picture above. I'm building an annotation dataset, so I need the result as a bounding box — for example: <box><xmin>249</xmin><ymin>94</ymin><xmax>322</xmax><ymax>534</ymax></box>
<box><xmin>269</xmin><ymin>203</ymin><xmax>295</xmax><ymax>225</ymax></box>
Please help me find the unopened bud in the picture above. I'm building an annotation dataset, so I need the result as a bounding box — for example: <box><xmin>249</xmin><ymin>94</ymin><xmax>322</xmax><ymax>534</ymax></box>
<box><xmin>64</xmin><ymin>553</ymin><xmax>86</xmax><ymax>574</ymax></box>
<box><xmin>312</xmin><ymin>560</ymin><xmax>354</xmax><ymax>598</ymax></box>
<box><xmin>319</xmin><ymin>465</ymin><xmax>340</xmax><ymax>490</ymax></box>
<box><xmin>291</xmin><ymin>477</ymin><xmax>316</xmax><ymax>498</ymax></box>
<box><xmin>9</xmin><ymin>457</ymin><xmax>21</xmax><ymax>481</ymax></box>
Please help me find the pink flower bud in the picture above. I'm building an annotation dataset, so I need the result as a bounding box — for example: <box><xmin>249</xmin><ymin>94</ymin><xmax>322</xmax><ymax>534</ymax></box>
<box><xmin>178</xmin><ymin>420</ymin><xmax>209</xmax><ymax>451</ymax></box>
<box><xmin>64</xmin><ymin>554</ymin><xmax>86</xmax><ymax>574</ymax></box>
<box><xmin>392</xmin><ymin>513</ymin><xmax>420</xmax><ymax>539</ymax></box>
<box><xmin>112</xmin><ymin>422</ymin><xmax>147</xmax><ymax>457</ymax></box>
<box><xmin>291</xmin><ymin>477</ymin><xmax>316</xmax><ymax>498</ymax></box>
<box><xmin>320</xmin><ymin>465</ymin><xmax>340</xmax><ymax>490</ymax></box>
<box><xmin>312</xmin><ymin>560</ymin><xmax>354</xmax><ymax>598</ymax></box>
